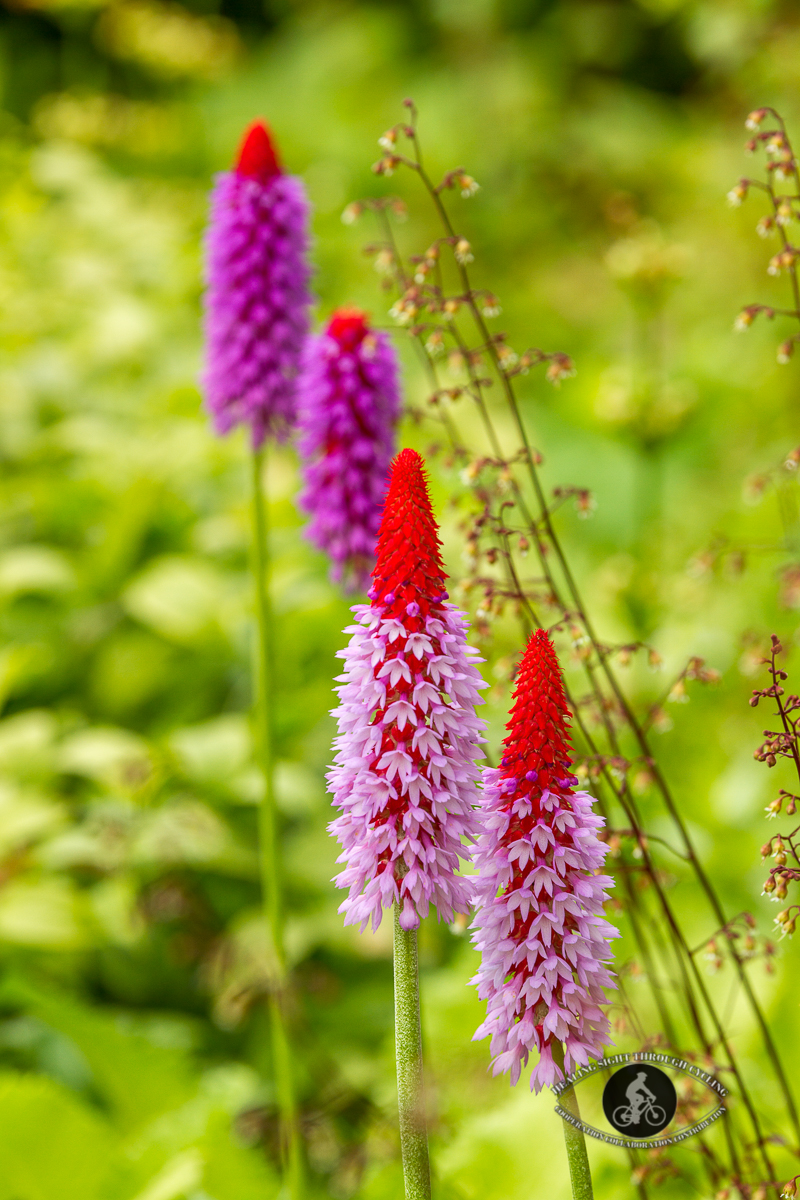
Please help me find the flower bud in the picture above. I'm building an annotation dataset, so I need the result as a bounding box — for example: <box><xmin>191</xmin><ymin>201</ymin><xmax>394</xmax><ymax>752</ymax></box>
<box><xmin>778</xmin><ymin>340</ymin><xmax>795</xmax><ymax>365</ymax></box>
<box><xmin>745</xmin><ymin>108</ymin><xmax>768</xmax><ymax>130</ymax></box>
<box><xmin>777</xmin><ymin>200</ymin><xmax>794</xmax><ymax>226</ymax></box>
<box><xmin>763</xmin><ymin>876</ymin><xmax>776</xmax><ymax>893</ymax></box>
<box><xmin>454</xmin><ymin>239</ymin><xmax>474</xmax><ymax>264</ymax></box>
<box><xmin>727</xmin><ymin>181</ymin><xmax>748</xmax><ymax>206</ymax></box>
<box><xmin>756</xmin><ymin>215</ymin><xmax>775</xmax><ymax>237</ymax></box>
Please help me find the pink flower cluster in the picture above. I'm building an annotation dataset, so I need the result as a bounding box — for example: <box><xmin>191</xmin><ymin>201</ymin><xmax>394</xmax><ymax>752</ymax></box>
<box><xmin>297</xmin><ymin>309</ymin><xmax>400</xmax><ymax>592</ymax></box>
<box><xmin>328</xmin><ymin>449</ymin><xmax>486</xmax><ymax>931</ymax></box>
<box><xmin>471</xmin><ymin>630</ymin><xmax>618</xmax><ymax>1092</ymax></box>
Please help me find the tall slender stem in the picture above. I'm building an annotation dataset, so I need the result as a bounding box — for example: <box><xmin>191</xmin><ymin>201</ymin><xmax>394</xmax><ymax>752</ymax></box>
<box><xmin>551</xmin><ymin>1040</ymin><xmax>594</xmax><ymax>1200</ymax></box>
<box><xmin>251</xmin><ymin>445</ymin><xmax>303</xmax><ymax>1200</ymax></box>
<box><xmin>393</xmin><ymin>903</ymin><xmax>432</xmax><ymax>1200</ymax></box>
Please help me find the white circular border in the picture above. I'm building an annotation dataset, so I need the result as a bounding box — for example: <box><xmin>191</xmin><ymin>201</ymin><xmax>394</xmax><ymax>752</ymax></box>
<box><xmin>552</xmin><ymin>1051</ymin><xmax>728</xmax><ymax>1150</ymax></box>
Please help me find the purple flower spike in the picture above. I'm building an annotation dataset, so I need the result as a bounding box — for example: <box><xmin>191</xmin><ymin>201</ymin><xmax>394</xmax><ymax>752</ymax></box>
<box><xmin>202</xmin><ymin>120</ymin><xmax>312</xmax><ymax>447</ymax></box>
<box><xmin>297</xmin><ymin>309</ymin><xmax>401</xmax><ymax>592</ymax></box>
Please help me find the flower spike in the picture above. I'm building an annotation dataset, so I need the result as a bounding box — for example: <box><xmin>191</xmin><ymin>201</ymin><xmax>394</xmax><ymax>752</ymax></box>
<box><xmin>297</xmin><ymin>308</ymin><xmax>401</xmax><ymax>592</ymax></box>
<box><xmin>471</xmin><ymin>629</ymin><xmax>618</xmax><ymax>1092</ymax></box>
<box><xmin>202</xmin><ymin>119</ymin><xmax>311</xmax><ymax>447</ymax></box>
<box><xmin>328</xmin><ymin>448</ymin><xmax>486</xmax><ymax>932</ymax></box>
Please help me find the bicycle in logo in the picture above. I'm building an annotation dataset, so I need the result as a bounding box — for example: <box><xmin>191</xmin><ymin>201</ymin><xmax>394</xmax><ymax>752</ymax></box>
<box><xmin>612</xmin><ymin>1097</ymin><xmax>667</xmax><ymax>1130</ymax></box>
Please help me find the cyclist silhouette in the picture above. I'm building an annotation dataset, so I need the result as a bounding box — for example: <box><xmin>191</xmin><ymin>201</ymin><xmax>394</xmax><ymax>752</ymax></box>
<box><xmin>625</xmin><ymin>1072</ymin><xmax>657</xmax><ymax>1121</ymax></box>
<box><xmin>611</xmin><ymin>1070</ymin><xmax>667</xmax><ymax>1129</ymax></box>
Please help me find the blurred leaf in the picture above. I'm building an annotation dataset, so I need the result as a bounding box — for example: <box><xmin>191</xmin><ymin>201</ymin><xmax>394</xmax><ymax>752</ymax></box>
<box><xmin>0</xmin><ymin>1071</ymin><xmax>117</xmax><ymax>1200</ymax></box>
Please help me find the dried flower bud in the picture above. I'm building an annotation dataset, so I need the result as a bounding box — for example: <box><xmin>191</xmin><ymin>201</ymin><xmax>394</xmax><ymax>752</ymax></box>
<box><xmin>425</xmin><ymin>330</ymin><xmax>445</xmax><ymax>357</ymax></box>
<box><xmin>454</xmin><ymin>239</ymin><xmax>474</xmax><ymax>264</ymax></box>
<box><xmin>341</xmin><ymin>201</ymin><xmax>363</xmax><ymax>225</ymax></box>
<box><xmin>745</xmin><ymin>108</ymin><xmax>768</xmax><ymax>130</ymax></box>
<box><xmin>761</xmin><ymin>840</ymin><xmax>773</xmax><ymax>858</ymax></box>
<box><xmin>735</xmin><ymin>309</ymin><xmax>755</xmax><ymax>331</ymax></box>
<box><xmin>727</xmin><ymin>181</ymin><xmax>748</xmax><ymax>206</ymax></box>
<box><xmin>575</xmin><ymin>490</ymin><xmax>596</xmax><ymax>518</ymax></box>
<box><xmin>546</xmin><ymin>357</ymin><xmax>576</xmax><ymax>386</ymax></box>
<box><xmin>763</xmin><ymin>875</ymin><xmax>776</xmax><ymax>893</ymax></box>
<box><xmin>787</xmin><ymin>796</ymin><xmax>797</xmax><ymax>815</ymax></box>
<box><xmin>777</xmin><ymin>200</ymin><xmax>794</xmax><ymax>226</ymax></box>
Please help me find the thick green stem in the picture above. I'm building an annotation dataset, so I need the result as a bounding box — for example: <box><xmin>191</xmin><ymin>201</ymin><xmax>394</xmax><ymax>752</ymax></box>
<box><xmin>393</xmin><ymin>904</ymin><xmax>432</xmax><ymax>1200</ymax></box>
<box><xmin>552</xmin><ymin>1041</ymin><xmax>594</xmax><ymax>1200</ymax></box>
<box><xmin>251</xmin><ymin>446</ymin><xmax>303</xmax><ymax>1200</ymax></box>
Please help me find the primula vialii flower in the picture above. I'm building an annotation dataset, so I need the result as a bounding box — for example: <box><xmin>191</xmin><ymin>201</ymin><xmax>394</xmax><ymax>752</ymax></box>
<box><xmin>202</xmin><ymin>120</ymin><xmax>311</xmax><ymax>446</ymax></box>
<box><xmin>328</xmin><ymin>448</ymin><xmax>486</xmax><ymax>931</ymax></box>
<box><xmin>471</xmin><ymin>629</ymin><xmax>617</xmax><ymax>1092</ymax></box>
<box><xmin>297</xmin><ymin>308</ymin><xmax>401</xmax><ymax>592</ymax></box>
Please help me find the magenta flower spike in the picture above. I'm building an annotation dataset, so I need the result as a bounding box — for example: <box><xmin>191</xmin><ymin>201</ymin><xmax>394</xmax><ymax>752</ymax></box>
<box><xmin>202</xmin><ymin>120</ymin><xmax>311</xmax><ymax>447</ymax></box>
<box><xmin>328</xmin><ymin>448</ymin><xmax>486</xmax><ymax>932</ymax></box>
<box><xmin>471</xmin><ymin>629</ymin><xmax>618</xmax><ymax>1093</ymax></box>
<box><xmin>297</xmin><ymin>308</ymin><xmax>401</xmax><ymax>592</ymax></box>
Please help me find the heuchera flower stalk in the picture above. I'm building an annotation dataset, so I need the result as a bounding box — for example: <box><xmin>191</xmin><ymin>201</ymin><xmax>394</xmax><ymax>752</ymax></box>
<box><xmin>202</xmin><ymin>120</ymin><xmax>311</xmax><ymax>446</ymax></box>
<box><xmin>297</xmin><ymin>308</ymin><xmax>401</xmax><ymax>592</ymax></box>
<box><xmin>328</xmin><ymin>447</ymin><xmax>486</xmax><ymax>932</ymax></box>
<box><xmin>471</xmin><ymin>628</ymin><xmax>617</xmax><ymax>1093</ymax></box>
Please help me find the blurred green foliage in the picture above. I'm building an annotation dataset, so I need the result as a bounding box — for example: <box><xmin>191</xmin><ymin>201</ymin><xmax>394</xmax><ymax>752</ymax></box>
<box><xmin>1</xmin><ymin>0</ymin><xmax>800</xmax><ymax>1197</ymax></box>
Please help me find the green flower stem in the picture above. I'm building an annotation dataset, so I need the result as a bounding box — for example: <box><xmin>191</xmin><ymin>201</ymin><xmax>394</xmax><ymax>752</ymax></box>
<box><xmin>251</xmin><ymin>445</ymin><xmax>303</xmax><ymax>1200</ymax></box>
<box><xmin>393</xmin><ymin>903</ymin><xmax>432</xmax><ymax>1200</ymax></box>
<box><xmin>551</xmin><ymin>1040</ymin><xmax>594</xmax><ymax>1200</ymax></box>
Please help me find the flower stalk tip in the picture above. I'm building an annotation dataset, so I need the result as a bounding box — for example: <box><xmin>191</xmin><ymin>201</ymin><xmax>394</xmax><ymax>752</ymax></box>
<box><xmin>235</xmin><ymin>119</ymin><xmax>282</xmax><ymax>181</ymax></box>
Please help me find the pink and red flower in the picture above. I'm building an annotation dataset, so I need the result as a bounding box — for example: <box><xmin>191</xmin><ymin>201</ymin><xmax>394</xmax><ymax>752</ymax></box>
<box><xmin>471</xmin><ymin>629</ymin><xmax>618</xmax><ymax>1091</ymax></box>
<box><xmin>328</xmin><ymin>449</ymin><xmax>486</xmax><ymax>931</ymax></box>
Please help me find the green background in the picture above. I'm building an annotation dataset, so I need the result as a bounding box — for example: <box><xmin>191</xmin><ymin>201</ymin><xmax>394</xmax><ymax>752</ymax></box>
<box><xmin>0</xmin><ymin>0</ymin><xmax>799</xmax><ymax>1196</ymax></box>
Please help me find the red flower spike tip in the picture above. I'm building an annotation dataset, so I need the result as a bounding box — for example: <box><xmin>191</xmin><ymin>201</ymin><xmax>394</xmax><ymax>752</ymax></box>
<box><xmin>372</xmin><ymin>449</ymin><xmax>447</xmax><ymax>618</ymax></box>
<box><xmin>501</xmin><ymin>628</ymin><xmax>574</xmax><ymax>794</ymax></box>
<box><xmin>328</xmin><ymin>307</ymin><xmax>370</xmax><ymax>352</ymax></box>
<box><xmin>235</xmin><ymin>120</ymin><xmax>282</xmax><ymax>181</ymax></box>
